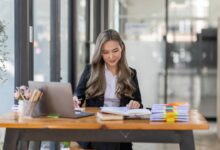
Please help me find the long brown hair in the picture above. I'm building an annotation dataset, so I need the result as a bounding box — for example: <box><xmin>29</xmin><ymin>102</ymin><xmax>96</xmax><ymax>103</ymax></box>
<box><xmin>85</xmin><ymin>29</ymin><xmax>135</xmax><ymax>99</ymax></box>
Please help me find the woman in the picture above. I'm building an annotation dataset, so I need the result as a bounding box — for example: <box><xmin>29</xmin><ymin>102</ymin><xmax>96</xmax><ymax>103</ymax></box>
<box><xmin>73</xmin><ymin>29</ymin><xmax>142</xmax><ymax>150</ymax></box>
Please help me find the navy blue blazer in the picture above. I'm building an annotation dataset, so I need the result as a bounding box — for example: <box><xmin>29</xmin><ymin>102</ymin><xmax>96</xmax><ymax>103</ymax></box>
<box><xmin>75</xmin><ymin>64</ymin><xmax>143</xmax><ymax>108</ymax></box>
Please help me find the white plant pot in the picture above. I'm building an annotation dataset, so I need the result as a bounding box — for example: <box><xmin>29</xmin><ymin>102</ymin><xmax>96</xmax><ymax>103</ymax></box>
<box><xmin>18</xmin><ymin>100</ymin><xmax>24</xmax><ymax>111</ymax></box>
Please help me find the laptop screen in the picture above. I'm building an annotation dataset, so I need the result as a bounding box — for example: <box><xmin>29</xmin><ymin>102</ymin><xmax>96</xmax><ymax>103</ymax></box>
<box><xmin>28</xmin><ymin>81</ymin><xmax>75</xmax><ymax>118</ymax></box>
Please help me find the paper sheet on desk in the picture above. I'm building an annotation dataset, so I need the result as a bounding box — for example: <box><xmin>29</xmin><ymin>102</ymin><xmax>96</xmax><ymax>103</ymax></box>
<box><xmin>100</xmin><ymin>107</ymin><xmax>151</xmax><ymax>117</ymax></box>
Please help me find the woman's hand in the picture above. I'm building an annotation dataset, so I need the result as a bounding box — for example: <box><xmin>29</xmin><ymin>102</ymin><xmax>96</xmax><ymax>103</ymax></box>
<box><xmin>73</xmin><ymin>96</ymin><xmax>81</xmax><ymax>108</ymax></box>
<box><xmin>127</xmin><ymin>100</ymin><xmax>140</xmax><ymax>109</ymax></box>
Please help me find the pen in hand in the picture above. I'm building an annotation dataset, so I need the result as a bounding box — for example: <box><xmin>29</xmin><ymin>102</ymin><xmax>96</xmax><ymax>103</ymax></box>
<box><xmin>73</xmin><ymin>97</ymin><xmax>85</xmax><ymax>111</ymax></box>
<box><xmin>73</xmin><ymin>96</ymin><xmax>82</xmax><ymax>109</ymax></box>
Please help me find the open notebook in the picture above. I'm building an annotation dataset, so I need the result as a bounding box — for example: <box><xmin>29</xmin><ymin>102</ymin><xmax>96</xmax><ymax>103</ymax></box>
<box><xmin>99</xmin><ymin>107</ymin><xmax>151</xmax><ymax>120</ymax></box>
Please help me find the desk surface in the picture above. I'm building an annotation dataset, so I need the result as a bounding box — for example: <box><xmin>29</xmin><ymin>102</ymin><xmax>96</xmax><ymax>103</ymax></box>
<box><xmin>0</xmin><ymin>108</ymin><xmax>209</xmax><ymax>130</ymax></box>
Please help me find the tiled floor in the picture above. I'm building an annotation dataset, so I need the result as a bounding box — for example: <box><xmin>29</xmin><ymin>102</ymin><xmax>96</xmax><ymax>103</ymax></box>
<box><xmin>133</xmin><ymin>122</ymin><xmax>220</xmax><ymax>150</ymax></box>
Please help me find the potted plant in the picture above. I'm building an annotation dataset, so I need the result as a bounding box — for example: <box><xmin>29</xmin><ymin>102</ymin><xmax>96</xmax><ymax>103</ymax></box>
<box><xmin>0</xmin><ymin>20</ymin><xmax>8</xmax><ymax>84</ymax></box>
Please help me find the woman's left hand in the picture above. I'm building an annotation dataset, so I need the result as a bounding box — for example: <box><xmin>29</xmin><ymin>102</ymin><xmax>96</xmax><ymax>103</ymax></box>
<box><xmin>127</xmin><ymin>100</ymin><xmax>140</xmax><ymax>109</ymax></box>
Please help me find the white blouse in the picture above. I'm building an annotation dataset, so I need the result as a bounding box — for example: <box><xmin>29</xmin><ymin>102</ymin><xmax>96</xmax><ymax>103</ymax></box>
<box><xmin>104</xmin><ymin>66</ymin><xmax>120</xmax><ymax>107</ymax></box>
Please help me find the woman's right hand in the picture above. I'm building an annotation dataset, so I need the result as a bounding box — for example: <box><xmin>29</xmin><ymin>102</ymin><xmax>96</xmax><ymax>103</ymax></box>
<box><xmin>73</xmin><ymin>96</ymin><xmax>81</xmax><ymax>108</ymax></box>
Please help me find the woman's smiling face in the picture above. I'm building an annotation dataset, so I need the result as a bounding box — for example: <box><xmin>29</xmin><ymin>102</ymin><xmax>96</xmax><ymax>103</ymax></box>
<box><xmin>101</xmin><ymin>40</ymin><xmax>122</xmax><ymax>69</ymax></box>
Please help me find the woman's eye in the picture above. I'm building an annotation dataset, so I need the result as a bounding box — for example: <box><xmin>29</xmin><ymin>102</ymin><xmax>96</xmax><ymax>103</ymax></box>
<box><xmin>102</xmin><ymin>51</ymin><xmax>109</xmax><ymax>54</ymax></box>
<box><xmin>112</xmin><ymin>49</ymin><xmax>118</xmax><ymax>53</ymax></box>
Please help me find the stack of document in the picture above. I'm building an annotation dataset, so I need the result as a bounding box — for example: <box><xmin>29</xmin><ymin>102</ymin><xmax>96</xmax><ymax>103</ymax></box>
<box><xmin>150</xmin><ymin>102</ymin><xmax>190</xmax><ymax>122</ymax></box>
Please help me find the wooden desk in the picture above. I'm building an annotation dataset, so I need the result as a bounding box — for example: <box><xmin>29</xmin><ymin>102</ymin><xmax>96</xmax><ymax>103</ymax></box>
<box><xmin>0</xmin><ymin>108</ymin><xmax>209</xmax><ymax>150</ymax></box>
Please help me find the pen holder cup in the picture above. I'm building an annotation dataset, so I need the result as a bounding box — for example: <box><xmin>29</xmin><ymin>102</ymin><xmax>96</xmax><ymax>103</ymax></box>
<box><xmin>23</xmin><ymin>100</ymin><xmax>38</xmax><ymax>117</ymax></box>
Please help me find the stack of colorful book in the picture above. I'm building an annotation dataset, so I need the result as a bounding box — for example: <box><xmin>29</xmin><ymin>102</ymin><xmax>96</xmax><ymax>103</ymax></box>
<box><xmin>150</xmin><ymin>102</ymin><xmax>190</xmax><ymax>122</ymax></box>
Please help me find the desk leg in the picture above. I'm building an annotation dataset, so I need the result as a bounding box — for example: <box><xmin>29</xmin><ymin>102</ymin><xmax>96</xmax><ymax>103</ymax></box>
<box><xmin>3</xmin><ymin>129</ymin><xmax>20</xmax><ymax>150</ymax></box>
<box><xmin>179</xmin><ymin>130</ymin><xmax>195</xmax><ymax>150</ymax></box>
<box><xmin>18</xmin><ymin>141</ymin><xmax>29</xmax><ymax>150</ymax></box>
<box><xmin>49</xmin><ymin>141</ymin><xmax>60</xmax><ymax>150</ymax></box>
<box><xmin>29</xmin><ymin>141</ymin><xmax>41</xmax><ymax>150</ymax></box>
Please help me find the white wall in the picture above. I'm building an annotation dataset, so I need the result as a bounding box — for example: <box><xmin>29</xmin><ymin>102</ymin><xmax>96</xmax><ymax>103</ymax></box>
<box><xmin>217</xmin><ymin>18</ymin><xmax>220</xmax><ymax>139</ymax></box>
<box><xmin>125</xmin><ymin>40</ymin><xmax>164</xmax><ymax>107</ymax></box>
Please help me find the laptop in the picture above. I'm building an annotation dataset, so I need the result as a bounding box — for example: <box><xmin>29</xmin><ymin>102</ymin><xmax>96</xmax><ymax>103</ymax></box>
<box><xmin>28</xmin><ymin>81</ymin><xmax>94</xmax><ymax>118</ymax></box>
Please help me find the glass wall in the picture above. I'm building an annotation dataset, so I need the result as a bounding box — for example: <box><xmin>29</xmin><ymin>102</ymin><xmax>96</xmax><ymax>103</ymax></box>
<box><xmin>33</xmin><ymin>0</ymin><xmax>87</xmax><ymax>83</ymax></box>
<box><xmin>167</xmin><ymin>0</ymin><xmax>219</xmax><ymax>117</ymax></box>
<box><xmin>0</xmin><ymin>0</ymin><xmax>15</xmax><ymax>114</ymax></box>
<box><xmin>60</xmin><ymin>0</ymin><xmax>69</xmax><ymax>82</ymax></box>
<box><xmin>166</xmin><ymin>0</ymin><xmax>210</xmax><ymax>106</ymax></box>
<box><xmin>76</xmin><ymin>0</ymin><xmax>87</xmax><ymax>81</ymax></box>
<box><xmin>33</xmin><ymin>0</ymin><xmax>50</xmax><ymax>81</ymax></box>
<box><xmin>109</xmin><ymin>0</ymin><xmax>219</xmax><ymax>118</ymax></box>
<box><xmin>109</xmin><ymin>0</ymin><xmax>166</xmax><ymax>107</ymax></box>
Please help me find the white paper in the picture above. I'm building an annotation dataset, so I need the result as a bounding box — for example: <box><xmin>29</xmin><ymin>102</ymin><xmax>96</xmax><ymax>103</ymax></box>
<box><xmin>100</xmin><ymin>107</ymin><xmax>151</xmax><ymax>116</ymax></box>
